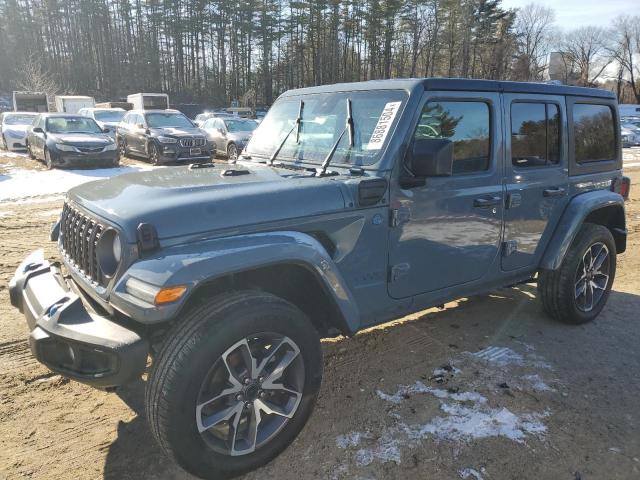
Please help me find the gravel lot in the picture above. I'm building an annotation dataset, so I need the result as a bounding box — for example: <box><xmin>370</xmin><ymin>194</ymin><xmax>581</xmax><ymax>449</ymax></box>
<box><xmin>1</xmin><ymin>150</ymin><xmax>639</xmax><ymax>480</ymax></box>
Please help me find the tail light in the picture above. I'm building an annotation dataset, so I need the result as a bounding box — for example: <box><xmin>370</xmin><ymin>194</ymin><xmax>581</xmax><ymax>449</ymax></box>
<box><xmin>612</xmin><ymin>176</ymin><xmax>630</xmax><ymax>200</ymax></box>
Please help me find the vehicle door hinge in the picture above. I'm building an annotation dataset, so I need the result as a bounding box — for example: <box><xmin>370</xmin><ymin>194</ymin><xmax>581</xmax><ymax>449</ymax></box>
<box><xmin>502</xmin><ymin>240</ymin><xmax>518</xmax><ymax>256</ymax></box>
<box><xmin>389</xmin><ymin>263</ymin><xmax>411</xmax><ymax>282</ymax></box>
<box><xmin>389</xmin><ymin>207</ymin><xmax>411</xmax><ymax>227</ymax></box>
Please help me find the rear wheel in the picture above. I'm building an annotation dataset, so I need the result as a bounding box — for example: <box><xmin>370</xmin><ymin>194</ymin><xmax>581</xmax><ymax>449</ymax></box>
<box><xmin>146</xmin><ymin>291</ymin><xmax>322</xmax><ymax>479</ymax></box>
<box><xmin>538</xmin><ymin>223</ymin><xmax>616</xmax><ymax>324</ymax></box>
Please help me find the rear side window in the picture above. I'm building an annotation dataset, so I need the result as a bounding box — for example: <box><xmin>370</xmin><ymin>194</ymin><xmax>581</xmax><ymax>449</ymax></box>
<box><xmin>573</xmin><ymin>104</ymin><xmax>615</xmax><ymax>162</ymax></box>
<box><xmin>415</xmin><ymin>101</ymin><xmax>491</xmax><ymax>175</ymax></box>
<box><xmin>511</xmin><ymin>102</ymin><xmax>560</xmax><ymax>168</ymax></box>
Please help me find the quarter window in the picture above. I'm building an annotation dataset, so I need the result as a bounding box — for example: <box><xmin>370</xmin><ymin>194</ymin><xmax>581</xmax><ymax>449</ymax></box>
<box><xmin>573</xmin><ymin>104</ymin><xmax>616</xmax><ymax>162</ymax></box>
<box><xmin>414</xmin><ymin>101</ymin><xmax>491</xmax><ymax>174</ymax></box>
<box><xmin>511</xmin><ymin>102</ymin><xmax>561</xmax><ymax>168</ymax></box>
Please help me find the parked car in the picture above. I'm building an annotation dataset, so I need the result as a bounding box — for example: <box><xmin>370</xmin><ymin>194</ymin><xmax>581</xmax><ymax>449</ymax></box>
<box><xmin>78</xmin><ymin>107</ymin><xmax>126</xmax><ymax>139</ymax></box>
<box><xmin>25</xmin><ymin>113</ymin><xmax>118</xmax><ymax>168</ymax></box>
<box><xmin>116</xmin><ymin>109</ymin><xmax>213</xmax><ymax>164</ymax></box>
<box><xmin>9</xmin><ymin>78</ymin><xmax>630</xmax><ymax>479</ymax></box>
<box><xmin>0</xmin><ymin>112</ymin><xmax>38</xmax><ymax>150</ymax></box>
<box><xmin>193</xmin><ymin>111</ymin><xmax>234</xmax><ymax>127</ymax></box>
<box><xmin>201</xmin><ymin>116</ymin><xmax>258</xmax><ymax>159</ymax></box>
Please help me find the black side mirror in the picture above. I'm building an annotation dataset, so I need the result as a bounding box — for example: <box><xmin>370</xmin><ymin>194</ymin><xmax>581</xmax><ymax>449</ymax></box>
<box><xmin>102</xmin><ymin>127</ymin><xmax>110</xmax><ymax>133</ymax></box>
<box><xmin>411</xmin><ymin>138</ymin><xmax>454</xmax><ymax>177</ymax></box>
<box><xmin>33</xmin><ymin>127</ymin><xmax>44</xmax><ymax>134</ymax></box>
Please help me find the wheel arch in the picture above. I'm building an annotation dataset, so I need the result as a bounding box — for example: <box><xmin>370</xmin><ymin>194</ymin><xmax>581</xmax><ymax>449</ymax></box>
<box><xmin>112</xmin><ymin>231</ymin><xmax>361</xmax><ymax>336</ymax></box>
<box><xmin>540</xmin><ymin>190</ymin><xmax>626</xmax><ymax>271</ymax></box>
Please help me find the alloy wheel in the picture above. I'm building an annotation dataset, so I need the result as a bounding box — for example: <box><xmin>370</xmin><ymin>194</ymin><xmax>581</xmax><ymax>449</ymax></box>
<box><xmin>227</xmin><ymin>144</ymin><xmax>238</xmax><ymax>161</ymax></box>
<box><xmin>575</xmin><ymin>242</ymin><xmax>610</xmax><ymax>312</ymax></box>
<box><xmin>195</xmin><ymin>333</ymin><xmax>304</xmax><ymax>457</ymax></box>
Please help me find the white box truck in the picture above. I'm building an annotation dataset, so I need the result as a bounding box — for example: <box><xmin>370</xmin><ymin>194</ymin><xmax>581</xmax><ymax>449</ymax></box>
<box><xmin>54</xmin><ymin>95</ymin><xmax>95</xmax><ymax>113</ymax></box>
<box><xmin>13</xmin><ymin>91</ymin><xmax>49</xmax><ymax>112</ymax></box>
<box><xmin>127</xmin><ymin>93</ymin><xmax>169</xmax><ymax>110</ymax></box>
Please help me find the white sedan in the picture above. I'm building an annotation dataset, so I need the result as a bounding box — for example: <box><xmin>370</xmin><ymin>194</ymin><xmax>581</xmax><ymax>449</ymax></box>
<box><xmin>0</xmin><ymin>112</ymin><xmax>38</xmax><ymax>150</ymax></box>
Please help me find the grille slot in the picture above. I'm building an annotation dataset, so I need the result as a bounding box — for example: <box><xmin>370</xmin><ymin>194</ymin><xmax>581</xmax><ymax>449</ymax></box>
<box><xmin>60</xmin><ymin>203</ymin><xmax>106</xmax><ymax>285</ymax></box>
<box><xmin>179</xmin><ymin>137</ymin><xmax>206</xmax><ymax>148</ymax></box>
<box><xmin>76</xmin><ymin>146</ymin><xmax>105</xmax><ymax>153</ymax></box>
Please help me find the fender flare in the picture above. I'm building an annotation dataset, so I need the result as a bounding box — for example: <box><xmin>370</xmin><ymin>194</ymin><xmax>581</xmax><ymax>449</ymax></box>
<box><xmin>111</xmin><ymin>231</ymin><xmax>360</xmax><ymax>332</ymax></box>
<box><xmin>540</xmin><ymin>190</ymin><xmax>626</xmax><ymax>271</ymax></box>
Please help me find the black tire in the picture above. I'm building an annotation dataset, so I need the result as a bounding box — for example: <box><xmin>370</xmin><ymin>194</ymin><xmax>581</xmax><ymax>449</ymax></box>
<box><xmin>146</xmin><ymin>290</ymin><xmax>323</xmax><ymax>479</ymax></box>
<box><xmin>227</xmin><ymin>143</ymin><xmax>238</xmax><ymax>161</ymax></box>
<box><xmin>26</xmin><ymin>141</ymin><xmax>35</xmax><ymax>159</ymax></box>
<box><xmin>44</xmin><ymin>147</ymin><xmax>54</xmax><ymax>169</ymax></box>
<box><xmin>148</xmin><ymin>142</ymin><xmax>160</xmax><ymax>165</ymax></box>
<box><xmin>538</xmin><ymin>223</ymin><xmax>616</xmax><ymax>324</ymax></box>
<box><xmin>118</xmin><ymin>137</ymin><xmax>127</xmax><ymax>159</ymax></box>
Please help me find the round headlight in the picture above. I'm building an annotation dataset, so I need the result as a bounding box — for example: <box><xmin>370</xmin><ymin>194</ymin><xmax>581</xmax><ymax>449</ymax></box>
<box><xmin>97</xmin><ymin>229</ymin><xmax>121</xmax><ymax>277</ymax></box>
<box><xmin>113</xmin><ymin>233</ymin><xmax>122</xmax><ymax>263</ymax></box>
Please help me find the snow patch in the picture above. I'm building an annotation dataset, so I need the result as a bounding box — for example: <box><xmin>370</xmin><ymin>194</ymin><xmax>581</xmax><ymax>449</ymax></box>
<box><xmin>376</xmin><ymin>381</ymin><xmax>486</xmax><ymax>405</ymax></box>
<box><xmin>355</xmin><ymin>436</ymin><xmax>401</xmax><ymax>466</ymax></box>
<box><xmin>0</xmin><ymin>165</ymin><xmax>155</xmax><ymax>203</ymax></box>
<box><xmin>522</xmin><ymin>374</ymin><xmax>555</xmax><ymax>392</ymax></box>
<box><xmin>336</xmin><ymin>431</ymin><xmax>368</xmax><ymax>449</ymax></box>
<box><xmin>409</xmin><ymin>403</ymin><xmax>548</xmax><ymax>443</ymax></box>
<box><xmin>459</xmin><ymin>468</ymin><xmax>485</xmax><ymax>479</ymax></box>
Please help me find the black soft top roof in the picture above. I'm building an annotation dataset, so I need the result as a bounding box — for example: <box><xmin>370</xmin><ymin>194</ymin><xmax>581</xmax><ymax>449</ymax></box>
<box><xmin>282</xmin><ymin>78</ymin><xmax>615</xmax><ymax>99</ymax></box>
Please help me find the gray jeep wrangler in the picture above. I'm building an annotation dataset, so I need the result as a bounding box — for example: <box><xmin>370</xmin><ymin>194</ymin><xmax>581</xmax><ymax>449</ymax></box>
<box><xmin>9</xmin><ymin>78</ymin><xmax>630</xmax><ymax>478</ymax></box>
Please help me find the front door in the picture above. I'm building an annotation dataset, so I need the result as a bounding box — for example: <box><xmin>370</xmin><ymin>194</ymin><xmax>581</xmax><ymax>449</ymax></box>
<box><xmin>388</xmin><ymin>91</ymin><xmax>504</xmax><ymax>299</ymax></box>
<box><xmin>501</xmin><ymin>94</ymin><xmax>569</xmax><ymax>271</ymax></box>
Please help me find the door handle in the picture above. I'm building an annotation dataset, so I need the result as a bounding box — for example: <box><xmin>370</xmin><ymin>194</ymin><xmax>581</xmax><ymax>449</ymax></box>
<box><xmin>543</xmin><ymin>187</ymin><xmax>565</xmax><ymax>197</ymax></box>
<box><xmin>473</xmin><ymin>196</ymin><xmax>501</xmax><ymax>208</ymax></box>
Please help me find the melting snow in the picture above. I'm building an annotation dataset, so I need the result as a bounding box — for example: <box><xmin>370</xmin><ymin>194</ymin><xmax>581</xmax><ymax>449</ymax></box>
<box><xmin>376</xmin><ymin>381</ymin><xmax>486</xmax><ymax>405</ymax></box>
<box><xmin>459</xmin><ymin>467</ymin><xmax>485</xmax><ymax>479</ymax></box>
<box><xmin>0</xmin><ymin>164</ymin><xmax>155</xmax><ymax>203</ymax></box>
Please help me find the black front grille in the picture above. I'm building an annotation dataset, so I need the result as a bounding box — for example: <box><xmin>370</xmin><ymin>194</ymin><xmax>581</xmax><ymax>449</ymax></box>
<box><xmin>180</xmin><ymin>137</ymin><xmax>206</xmax><ymax>147</ymax></box>
<box><xmin>60</xmin><ymin>203</ymin><xmax>106</xmax><ymax>285</ymax></box>
<box><xmin>76</xmin><ymin>146</ymin><xmax>105</xmax><ymax>153</ymax></box>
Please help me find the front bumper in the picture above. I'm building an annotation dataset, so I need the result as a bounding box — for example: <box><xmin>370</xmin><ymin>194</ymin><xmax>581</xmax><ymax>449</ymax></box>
<box><xmin>157</xmin><ymin>143</ymin><xmax>213</xmax><ymax>163</ymax></box>
<box><xmin>8</xmin><ymin>250</ymin><xmax>149</xmax><ymax>388</ymax></box>
<box><xmin>4</xmin><ymin>133</ymin><xmax>27</xmax><ymax>150</ymax></box>
<box><xmin>50</xmin><ymin>148</ymin><xmax>118</xmax><ymax>168</ymax></box>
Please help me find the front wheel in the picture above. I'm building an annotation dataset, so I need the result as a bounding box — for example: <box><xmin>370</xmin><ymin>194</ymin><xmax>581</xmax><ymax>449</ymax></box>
<box><xmin>44</xmin><ymin>148</ymin><xmax>54</xmax><ymax>169</ymax></box>
<box><xmin>538</xmin><ymin>223</ymin><xmax>616</xmax><ymax>324</ymax></box>
<box><xmin>148</xmin><ymin>142</ymin><xmax>160</xmax><ymax>165</ymax></box>
<box><xmin>227</xmin><ymin>143</ymin><xmax>238</xmax><ymax>161</ymax></box>
<box><xmin>26</xmin><ymin>141</ymin><xmax>35</xmax><ymax>159</ymax></box>
<box><xmin>146</xmin><ymin>291</ymin><xmax>323</xmax><ymax>479</ymax></box>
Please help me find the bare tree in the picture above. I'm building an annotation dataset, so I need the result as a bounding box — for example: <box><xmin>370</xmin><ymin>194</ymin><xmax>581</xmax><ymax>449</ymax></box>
<box><xmin>561</xmin><ymin>26</ymin><xmax>612</xmax><ymax>86</ymax></box>
<box><xmin>608</xmin><ymin>15</ymin><xmax>640</xmax><ymax>103</ymax></box>
<box><xmin>15</xmin><ymin>54</ymin><xmax>60</xmax><ymax>96</ymax></box>
<box><xmin>512</xmin><ymin>3</ymin><xmax>555</xmax><ymax>81</ymax></box>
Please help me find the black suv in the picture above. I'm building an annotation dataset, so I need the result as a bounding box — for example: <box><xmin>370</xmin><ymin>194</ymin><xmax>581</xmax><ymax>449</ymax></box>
<box><xmin>116</xmin><ymin>109</ymin><xmax>213</xmax><ymax>164</ymax></box>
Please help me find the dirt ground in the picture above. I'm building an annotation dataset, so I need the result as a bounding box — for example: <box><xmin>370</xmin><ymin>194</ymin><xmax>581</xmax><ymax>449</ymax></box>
<box><xmin>1</xmin><ymin>152</ymin><xmax>639</xmax><ymax>480</ymax></box>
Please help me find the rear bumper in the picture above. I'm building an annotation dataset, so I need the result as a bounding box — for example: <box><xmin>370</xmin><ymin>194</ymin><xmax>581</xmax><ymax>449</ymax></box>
<box><xmin>8</xmin><ymin>250</ymin><xmax>149</xmax><ymax>388</ymax></box>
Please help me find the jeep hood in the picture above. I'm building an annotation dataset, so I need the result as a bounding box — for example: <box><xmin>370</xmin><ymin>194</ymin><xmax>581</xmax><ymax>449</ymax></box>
<box><xmin>69</xmin><ymin>163</ymin><xmax>347</xmax><ymax>240</ymax></box>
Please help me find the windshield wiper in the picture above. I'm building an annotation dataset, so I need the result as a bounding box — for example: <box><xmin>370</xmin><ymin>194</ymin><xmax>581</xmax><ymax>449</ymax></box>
<box><xmin>269</xmin><ymin>100</ymin><xmax>304</xmax><ymax>165</ymax></box>
<box><xmin>318</xmin><ymin>98</ymin><xmax>354</xmax><ymax>176</ymax></box>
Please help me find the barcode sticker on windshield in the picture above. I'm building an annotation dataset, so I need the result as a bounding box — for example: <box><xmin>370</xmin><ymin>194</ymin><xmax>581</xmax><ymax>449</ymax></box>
<box><xmin>366</xmin><ymin>101</ymin><xmax>401</xmax><ymax>150</ymax></box>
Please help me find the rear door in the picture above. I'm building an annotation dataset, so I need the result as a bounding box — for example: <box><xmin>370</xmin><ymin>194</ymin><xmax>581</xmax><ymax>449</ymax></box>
<box><xmin>501</xmin><ymin>94</ymin><xmax>569</xmax><ymax>271</ymax></box>
<box><xmin>388</xmin><ymin>91</ymin><xmax>504</xmax><ymax>299</ymax></box>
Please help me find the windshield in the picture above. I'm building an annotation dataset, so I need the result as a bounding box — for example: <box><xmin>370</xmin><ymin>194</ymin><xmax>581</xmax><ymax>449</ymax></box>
<box><xmin>246</xmin><ymin>90</ymin><xmax>406</xmax><ymax>166</ymax></box>
<box><xmin>46</xmin><ymin>117</ymin><xmax>102</xmax><ymax>134</ymax></box>
<box><xmin>146</xmin><ymin>113</ymin><xmax>193</xmax><ymax>128</ymax></box>
<box><xmin>4</xmin><ymin>114</ymin><xmax>36</xmax><ymax>126</ymax></box>
<box><xmin>94</xmin><ymin>110</ymin><xmax>125</xmax><ymax>122</ymax></box>
<box><xmin>225</xmin><ymin>119</ymin><xmax>258</xmax><ymax>133</ymax></box>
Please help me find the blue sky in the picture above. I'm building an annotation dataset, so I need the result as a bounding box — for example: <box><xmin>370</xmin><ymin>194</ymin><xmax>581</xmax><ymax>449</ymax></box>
<box><xmin>500</xmin><ymin>0</ymin><xmax>635</xmax><ymax>30</ymax></box>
